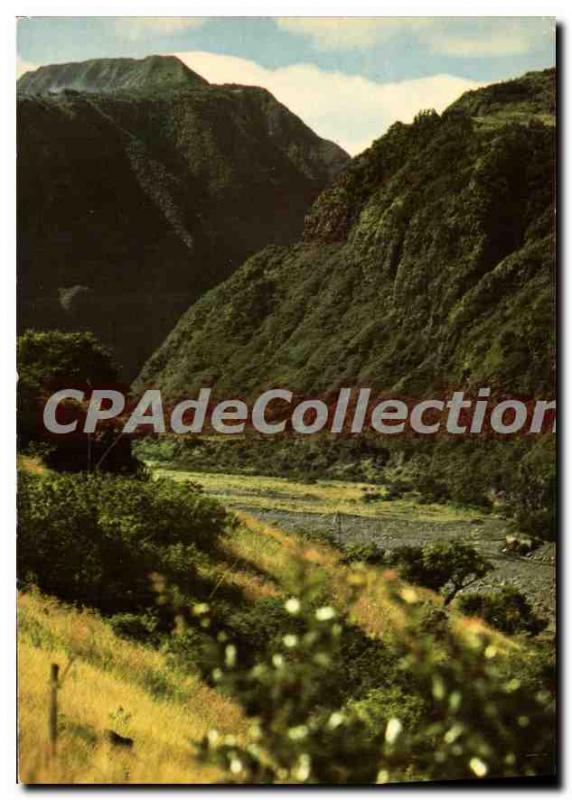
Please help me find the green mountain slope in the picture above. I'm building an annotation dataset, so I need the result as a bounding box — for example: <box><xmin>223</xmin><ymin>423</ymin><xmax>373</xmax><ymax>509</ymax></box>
<box><xmin>17</xmin><ymin>56</ymin><xmax>349</xmax><ymax>378</ymax></box>
<box><xmin>137</xmin><ymin>69</ymin><xmax>555</xmax><ymax>400</ymax></box>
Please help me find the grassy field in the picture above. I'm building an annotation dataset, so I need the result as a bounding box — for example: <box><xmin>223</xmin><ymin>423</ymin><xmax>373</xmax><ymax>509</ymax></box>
<box><xmin>18</xmin><ymin>591</ymin><xmax>247</xmax><ymax>784</ymax></box>
<box><xmin>149</xmin><ymin>464</ymin><xmax>477</xmax><ymax>522</ymax></box>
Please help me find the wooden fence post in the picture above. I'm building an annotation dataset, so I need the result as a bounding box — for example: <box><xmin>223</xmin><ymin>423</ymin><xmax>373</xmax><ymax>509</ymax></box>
<box><xmin>48</xmin><ymin>663</ymin><xmax>59</xmax><ymax>757</ymax></box>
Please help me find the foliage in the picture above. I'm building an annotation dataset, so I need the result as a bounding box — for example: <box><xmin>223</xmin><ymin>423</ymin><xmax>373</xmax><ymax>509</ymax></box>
<box><xmin>197</xmin><ymin>569</ymin><xmax>555</xmax><ymax>783</ymax></box>
<box><xmin>390</xmin><ymin>542</ymin><xmax>492</xmax><ymax>605</ymax></box>
<box><xmin>458</xmin><ymin>587</ymin><xmax>547</xmax><ymax>636</ymax></box>
<box><xmin>385</xmin><ymin>584</ymin><xmax>556</xmax><ymax>781</ymax></box>
<box><xmin>18</xmin><ymin>329</ymin><xmax>119</xmax><ymax>389</ymax></box>
<box><xmin>198</xmin><ymin>569</ymin><xmax>389</xmax><ymax>784</ymax></box>
<box><xmin>17</xmin><ymin>470</ymin><xmax>230</xmax><ymax>615</ymax></box>
<box><xmin>340</xmin><ymin>543</ymin><xmax>387</xmax><ymax>566</ymax></box>
<box><xmin>505</xmin><ymin>436</ymin><xmax>556</xmax><ymax>539</ymax></box>
<box><xmin>18</xmin><ymin>329</ymin><xmax>139</xmax><ymax>473</ymax></box>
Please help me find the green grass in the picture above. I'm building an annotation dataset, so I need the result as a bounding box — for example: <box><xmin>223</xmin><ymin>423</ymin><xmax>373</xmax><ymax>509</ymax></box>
<box><xmin>149</xmin><ymin>464</ymin><xmax>485</xmax><ymax>523</ymax></box>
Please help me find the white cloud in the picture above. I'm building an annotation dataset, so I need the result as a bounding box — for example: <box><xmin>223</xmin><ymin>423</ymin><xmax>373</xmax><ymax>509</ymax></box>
<box><xmin>274</xmin><ymin>17</ymin><xmax>552</xmax><ymax>57</ymax></box>
<box><xmin>17</xmin><ymin>57</ymin><xmax>37</xmax><ymax>78</ymax></box>
<box><xmin>173</xmin><ymin>51</ymin><xmax>483</xmax><ymax>155</ymax></box>
<box><xmin>275</xmin><ymin>18</ymin><xmax>432</xmax><ymax>51</ymax></box>
<box><xmin>115</xmin><ymin>17</ymin><xmax>206</xmax><ymax>41</ymax></box>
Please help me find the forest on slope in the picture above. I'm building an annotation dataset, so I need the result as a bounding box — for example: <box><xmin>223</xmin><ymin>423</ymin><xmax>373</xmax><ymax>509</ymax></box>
<box><xmin>138</xmin><ymin>69</ymin><xmax>555</xmax><ymax>399</ymax></box>
<box><xmin>135</xmin><ymin>68</ymin><xmax>555</xmax><ymax>540</ymax></box>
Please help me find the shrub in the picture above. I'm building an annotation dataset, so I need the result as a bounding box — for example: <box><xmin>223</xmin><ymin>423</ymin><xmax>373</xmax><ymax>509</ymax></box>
<box><xmin>390</xmin><ymin>542</ymin><xmax>492</xmax><ymax>605</ymax></box>
<box><xmin>505</xmin><ymin>437</ymin><xmax>556</xmax><ymax>540</ymax></box>
<box><xmin>198</xmin><ymin>570</ymin><xmax>387</xmax><ymax>783</ymax></box>
<box><xmin>458</xmin><ymin>587</ymin><xmax>547</xmax><ymax>636</ymax></box>
<box><xmin>109</xmin><ymin>611</ymin><xmax>161</xmax><ymax>644</ymax></box>
<box><xmin>388</xmin><ymin>583</ymin><xmax>556</xmax><ymax>781</ymax></box>
<box><xmin>17</xmin><ymin>470</ymin><xmax>230</xmax><ymax>615</ymax></box>
<box><xmin>340</xmin><ymin>543</ymin><xmax>386</xmax><ymax>566</ymax></box>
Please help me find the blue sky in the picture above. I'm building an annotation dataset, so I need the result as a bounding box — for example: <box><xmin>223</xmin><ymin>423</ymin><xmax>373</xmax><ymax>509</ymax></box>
<box><xmin>17</xmin><ymin>17</ymin><xmax>555</xmax><ymax>154</ymax></box>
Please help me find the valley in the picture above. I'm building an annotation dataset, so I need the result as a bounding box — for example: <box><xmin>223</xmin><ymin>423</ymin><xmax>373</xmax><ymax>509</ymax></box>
<box><xmin>149</xmin><ymin>464</ymin><xmax>556</xmax><ymax>622</ymax></box>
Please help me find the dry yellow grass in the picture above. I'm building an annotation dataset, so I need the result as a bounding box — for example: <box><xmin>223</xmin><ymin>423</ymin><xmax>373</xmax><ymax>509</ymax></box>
<box><xmin>224</xmin><ymin>513</ymin><xmax>514</xmax><ymax>650</ymax></box>
<box><xmin>17</xmin><ymin>454</ymin><xmax>46</xmax><ymax>475</ymax></box>
<box><xmin>18</xmin><ymin>593</ymin><xmax>245</xmax><ymax>784</ymax></box>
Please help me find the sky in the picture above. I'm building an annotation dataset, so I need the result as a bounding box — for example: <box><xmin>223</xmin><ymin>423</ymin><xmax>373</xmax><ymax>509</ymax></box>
<box><xmin>17</xmin><ymin>17</ymin><xmax>555</xmax><ymax>155</ymax></box>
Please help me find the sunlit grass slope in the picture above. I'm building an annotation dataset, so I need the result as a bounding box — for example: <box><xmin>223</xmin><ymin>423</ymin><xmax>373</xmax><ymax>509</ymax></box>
<box><xmin>18</xmin><ymin>592</ymin><xmax>244</xmax><ymax>784</ymax></box>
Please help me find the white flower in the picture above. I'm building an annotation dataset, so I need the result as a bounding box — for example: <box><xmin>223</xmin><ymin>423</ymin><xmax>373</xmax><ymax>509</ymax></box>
<box><xmin>285</xmin><ymin>597</ymin><xmax>301</xmax><ymax>614</ymax></box>
<box><xmin>315</xmin><ymin>606</ymin><xmax>336</xmax><ymax>621</ymax></box>
<box><xmin>385</xmin><ymin>717</ymin><xmax>402</xmax><ymax>744</ymax></box>
<box><xmin>400</xmin><ymin>588</ymin><xmax>418</xmax><ymax>604</ymax></box>
<box><xmin>272</xmin><ymin>653</ymin><xmax>285</xmax><ymax>668</ymax></box>
<box><xmin>230</xmin><ymin>757</ymin><xmax>243</xmax><ymax>775</ymax></box>
<box><xmin>207</xmin><ymin>729</ymin><xmax>219</xmax><ymax>745</ymax></box>
<box><xmin>288</xmin><ymin>725</ymin><xmax>308</xmax><ymax>741</ymax></box>
<box><xmin>294</xmin><ymin>753</ymin><xmax>311</xmax><ymax>782</ymax></box>
<box><xmin>328</xmin><ymin>711</ymin><xmax>345</xmax><ymax>729</ymax></box>
<box><xmin>469</xmin><ymin>757</ymin><xmax>488</xmax><ymax>777</ymax></box>
<box><xmin>432</xmin><ymin>677</ymin><xmax>446</xmax><ymax>700</ymax></box>
<box><xmin>444</xmin><ymin>724</ymin><xmax>463</xmax><ymax>744</ymax></box>
<box><xmin>225</xmin><ymin>644</ymin><xmax>237</xmax><ymax>667</ymax></box>
<box><xmin>283</xmin><ymin>634</ymin><xmax>298</xmax><ymax>648</ymax></box>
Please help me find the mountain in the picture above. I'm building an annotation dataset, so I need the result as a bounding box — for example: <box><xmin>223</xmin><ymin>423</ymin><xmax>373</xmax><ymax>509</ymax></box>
<box><xmin>137</xmin><ymin>69</ymin><xmax>555</xmax><ymax>400</ymax></box>
<box><xmin>17</xmin><ymin>56</ymin><xmax>349</xmax><ymax>378</ymax></box>
<box><xmin>17</xmin><ymin>54</ymin><xmax>209</xmax><ymax>94</ymax></box>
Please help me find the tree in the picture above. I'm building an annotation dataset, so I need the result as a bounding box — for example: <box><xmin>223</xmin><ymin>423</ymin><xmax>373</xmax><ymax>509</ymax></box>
<box><xmin>17</xmin><ymin>330</ymin><xmax>137</xmax><ymax>472</ymax></box>
<box><xmin>391</xmin><ymin>542</ymin><xmax>492</xmax><ymax>606</ymax></box>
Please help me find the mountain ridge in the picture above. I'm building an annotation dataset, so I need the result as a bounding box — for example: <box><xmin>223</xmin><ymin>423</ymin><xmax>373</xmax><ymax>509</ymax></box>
<box><xmin>17</xmin><ymin>55</ymin><xmax>349</xmax><ymax>379</ymax></box>
<box><xmin>17</xmin><ymin>54</ymin><xmax>209</xmax><ymax>94</ymax></box>
<box><xmin>136</xmin><ymin>68</ymin><xmax>555</xmax><ymax>400</ymax></box>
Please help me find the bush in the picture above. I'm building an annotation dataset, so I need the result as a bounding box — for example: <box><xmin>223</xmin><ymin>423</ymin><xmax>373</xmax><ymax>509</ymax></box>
<box><xmin>505</xmin><ymin>437</ymin><xmax>556</xmax><ymax>540</ymax></box>
<box><xmin>197</xmin><ymin>568</ymin><xmax>555</xmax><ymax>783</ymax></box>
<box><xmin>17</xmin><ymin>470</ymin><xmax>230</xmax><ymax>615</ymax></box>
<box><xmin>109</xmin><ymin>611</ymin><xmax>161</xmax><ymax>644</ymax></box>
<box><xmin>458</xmin><ymin>587</ymin><xmax>547</xmax><ymax>636</ymax></box>
<box><xmin>340</xmin><ymin>543</ymin><xmax>387</xmax><ymax>566</ymax></box>
<box><xmin>390</xmin><ymin>542</ymin><xmax>492</xmax><ymax>605</ymax></box>
<box><xmin>198</xmin><ymin>570</ymin><xmax>387</xmax><ymax>783</ymax></box>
